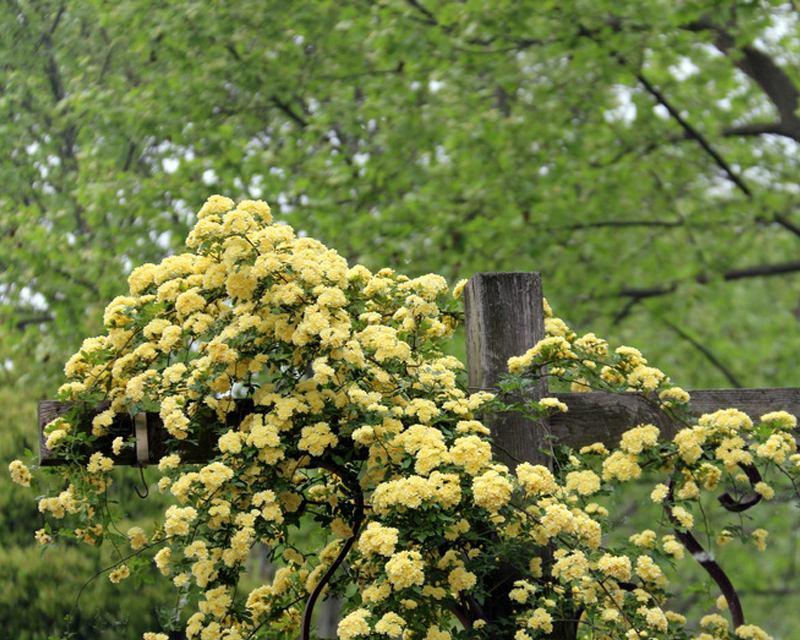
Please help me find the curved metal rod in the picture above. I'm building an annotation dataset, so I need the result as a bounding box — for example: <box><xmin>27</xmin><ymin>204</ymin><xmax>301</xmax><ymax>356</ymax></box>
<box><xmin>134</xmin><ymin>464</ymin><xmax>149</xmax><ymax>498</ymax></box>
<box><xmin>717</xmin><ymin>463</ymin><xmax>762</xmax><ymax>513</ymax></box>
<box><xmin>300</xmin><ymin>463</ymin><xmax>365</xmax><ymax>640</ymax></box>
<box><xmin>665</xmin><ymin>474</ymin><xmax>745</xmax><ymax>628</ymax></box>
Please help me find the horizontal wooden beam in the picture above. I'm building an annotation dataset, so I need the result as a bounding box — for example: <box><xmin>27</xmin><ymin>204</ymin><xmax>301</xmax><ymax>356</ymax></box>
<box><xmin>465</xmin><ymin>272</ymin><xmax>548</xmax><ymax>466</ymax></box>
<box><xmin>548</xmin><ymin>388</ymin><xmax>800</xmax><ymax>450</ymax></box>
<box><xmin>37</xmin><ymin>400</ymin><xmax>235</xmax><ymax>467</ymax></box>
<box><xmin>37</xmin><ymin>388</ymin><xmax>800</xmax><ymax>466</ymax></box>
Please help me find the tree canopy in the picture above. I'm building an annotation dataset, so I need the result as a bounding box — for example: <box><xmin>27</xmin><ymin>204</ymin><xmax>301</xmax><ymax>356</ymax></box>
<box><xmin>3</xmin><ymin>1</ymin><xmax>800</xmax><ymax>388</ymax></box>
<box><xmin>15</xmin><ymin>195</ymin><xmax>796</xmax><ymax>640</ymax></box>
<box><xmin>3</xmin><ymin>2</ymin><xmax>800</xmax><ymax>638</ymax></box>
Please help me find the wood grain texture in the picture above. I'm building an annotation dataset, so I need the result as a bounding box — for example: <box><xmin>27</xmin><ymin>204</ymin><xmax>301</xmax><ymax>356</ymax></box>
<box><xmin>463</xmin><ymin>274</ymin><xmax>580</xmax><ymax>637</ymax></box>
<box><xmin>38</xmin><ymin>399</ymin><xmax>249</xmax><ymax>466</ymax></box>
<box><xmin>548</xmin><ymin>387</ymin><xmax>800</xmax><ymax>449</ymax></box>
<box><xmin>464</xmin><ymin>272</ymin><xmax>548</xmax><ymax>466</ymax></box>
<box><xmin>38</xmin><ymin>400</ymin><xmax>156</xmax><ymax>466</ymax></box>
<box><xmin>40</xmin><ymin>388</ymin><xmax>799</xmax><ymax>466</ymax></box>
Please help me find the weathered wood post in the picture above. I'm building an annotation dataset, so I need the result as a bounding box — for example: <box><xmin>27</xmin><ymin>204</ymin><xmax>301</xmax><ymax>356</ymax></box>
<box><xmin>464</xmin><ymin>272</ymin><xmax>548</xmax><ymax>466</ymax></box>
<box><xmin>464</xmin><ymin>272</ymin><xmax>576</xmax><ymax>640</ymax></box>
<box><xmin>36</xmin><ymin>271</ymin><xmax>800</xmax><ymax>638</ymax></box>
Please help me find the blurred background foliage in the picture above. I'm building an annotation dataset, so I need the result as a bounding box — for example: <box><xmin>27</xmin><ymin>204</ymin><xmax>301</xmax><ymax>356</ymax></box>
<box><xmin>2</xmin><ymin>0</ymin><xmax>800</xmax><ymax>637</ymax></box>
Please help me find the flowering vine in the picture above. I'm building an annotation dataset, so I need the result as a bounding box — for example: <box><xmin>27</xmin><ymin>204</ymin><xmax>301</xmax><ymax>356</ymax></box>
<box><xmin>10</xmin><ymin>195</ymin><xmax>798</xmax><ymax>640</ymax></box>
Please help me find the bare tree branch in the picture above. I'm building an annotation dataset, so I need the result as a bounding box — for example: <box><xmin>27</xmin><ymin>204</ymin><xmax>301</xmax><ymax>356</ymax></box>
<box><xmin>637</xmin><ymin>72</ymin><xmax>752</xmax><ymax>198</ymax></box>
<box><xmin>405</xmin><ymin>0</ymin><xmax>437</xmax><ymax>25</ymax></box>
<box><xmin>660</xmin><ymin>317</ymin><xmax>743</xmax><ymax>387</ymax></box>
<box><xmin>637</xmin><ymin>72</ymin><xmax>800</xmax><ymax>241</ymax></box>
<box><xmin>722</xmin><ymin>121</ymin><xmax>792</xmax><ymax>138</ymax></box>
<box><xmin>548</xmin><ymin>219</ymin><xmax>683</xmax><ymax>232</ymax></box>
<box><xmin>618</xmin><ymin>283</ymin><xmax>679</xmax><ymax>300</ymax></box>
<box><xmin>613</xmin><ymin>259</ymin><xmax>800</xmax><ymax>306</ymax></box>
<box><xmin>773</xmin><ymin>213</ymin><xmax>800</xmax><ymax>238</ymax></box>
<box><xmin>15</xmin><ymin>315</ymin><xmax>54</xmax><ymax>330</ymax></box>
<box><xmin>687</xmin><ymin>18</ymin><xmax>800</xmax><ymax>142</ymax></box>
<box><xmin>720</xmin><ymin>259</ymin><xmax>800</xmax><ymax>281</ymax></box>
<box><xmin>270</xmin><ymin>97</ymin><xmax>309</xmax><ymax>128</ymax></box>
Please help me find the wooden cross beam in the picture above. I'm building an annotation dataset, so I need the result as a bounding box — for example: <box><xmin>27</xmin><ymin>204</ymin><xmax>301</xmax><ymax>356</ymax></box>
<box><xmin>37</xmin><ymin>272</ymin><xmax>800</xmax><ymax>467</ymax></box>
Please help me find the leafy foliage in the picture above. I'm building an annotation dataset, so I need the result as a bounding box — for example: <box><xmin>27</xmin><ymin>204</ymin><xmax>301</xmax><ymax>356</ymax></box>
<box><xmin>14</xmin><ymin>196</ymin><xmax>797</xmax><ymax>640</ymax></box>
<box><xmin>3</xmin><ymin>2</ymin><xmax>800</xmax><ymax>637</ymax></box>
<box><xmin>3</xmin><ymin>1</ymin><xmax>800</xmax><ymax>388</ymax></box>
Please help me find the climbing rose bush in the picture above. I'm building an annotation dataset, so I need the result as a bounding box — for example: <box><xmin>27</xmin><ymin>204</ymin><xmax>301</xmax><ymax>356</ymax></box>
<box><xmin>11</xmin><ymin>195</ymin><xmax>799</xmax><ymax>640</ymax></box>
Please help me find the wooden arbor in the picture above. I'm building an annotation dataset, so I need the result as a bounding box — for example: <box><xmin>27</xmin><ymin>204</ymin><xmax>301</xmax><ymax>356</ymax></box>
<box><xmin>36</xmin><ymin>272</ymin><xmax>800</xmax><ymax>639</ymax></box>
<box><xmin>39</xmin><ymin>271</ymin><xmax>800</xmax><ymax>466</ymax></box>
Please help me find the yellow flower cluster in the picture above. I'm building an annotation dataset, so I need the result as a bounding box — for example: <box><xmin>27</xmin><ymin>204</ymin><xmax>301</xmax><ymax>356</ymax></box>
<box><xmin>358</xmin><ymin>522</ymin><xmax>399</xmax><ymax>557</ymax></box>
<box><xmin>337</xmin><ymin>609</ymin><xmax>371</xmax><ymax>640</ymax></box>
<box><xmin>507</xmin><ymin>336</ymin><xmax>576</xmax><ymax>373</ymax></box>
<box><xmin>8</xmin><ymin>460</ymin><xmax>31</xmax><ymax>487</ymax></box>
<box><xmin>471</xmin><ymin>468</ymin><xmax>513</xmax><ymax>512</ymax></box>
<box><xmin>385</xmin><ymin>550</ymin><xmax>426</xmax><ymax>590</ymax></box>
<box><xmin>18</xmin><ymin>195</ymin><xmax>785</xmax><ymax>640</ymax></box>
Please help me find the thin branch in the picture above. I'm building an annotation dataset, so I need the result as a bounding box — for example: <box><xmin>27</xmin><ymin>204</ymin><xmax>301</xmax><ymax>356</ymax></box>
<box><xmin>617</xmin><ymin>283</ymin><xmax>678</xmax><ymax>301</ymax></box>
<box><xmin>773</xmin><ymin>214</ymin><xmax>800</xmax><ymax>239</ymax></box>
<box><xmin>404</xmin><ymin>0</ymin><xmax>437</xmax><ymax>25</ymax></box>
<box><xmin>722</xmin><ymin>121</ymin><xmax>791</xmax><ymax>138</ymax></box>
<box><xmin>636</xmin><ymin>72</ymin><xmax>800</xmax><ymax>242</ymax></box>
<box><xmin>685</xmin><ymin>17</ymin><xmax>800</xmax><ymax>142</ymax></box>
<box><xmin>660</xmin><ymin>318</ymin><xmax>743</xmax><ymax>388</ymax></box>
<box><xmin>98</xmin><ymin>39</ymin><xmax>115</xmax><ymax>82</ymax></box>
<box><xmin>300</xmin><ymin>522</ymin><xmax>362</xmax><ymax>640</ymax></box>
<box><xmin>612</xmin><ymin>296</ymin><xmax>643</xmax><ymax>325</ymax></box>
<box><xmin>665</xmin><ymin>473</ymin><xmax>747</xmax><ymax>630</ymax></box>
<box><xmin>721</xmin><ymin>259</ymin><xmax>800</xmax><ymax>281</ymax></box>
<box><xmin>51</xmin><ymin>265</ymin><xmax>101</xmax><ymax>295</ymax></box>
<box><xmin>122</xmin><ymin>141</ymin><xmax>138</xmax><ymax>172</ymax></box>
<box><xmin>549</xmin><ymin>219</ymin><xmax>683</xmax><ymax>232</ymax></box>
<box><xmin>613</xmin><ymin>283</ymin><xmax>678</xmax><ymax>325</ymax></box>
<box><xmin>687</xmin><ymin>18</ymin><xmax>800</xmax><ymax>141</ymax></box>
<box><xmin>270</xmin><ymin>97</ymin><xmax>309</xmax><ymax>128</ymax></box>
<box><xmin>583</xmin><ymin>19</ymin><xmax>800</xmax><ymax>247</ymax></box>
<box><xmin>636</xmin><ymin>73</ymin><xmax>752</xmax><ymax>198</ymax></box>
<box><xmin>15</xmin><ymin>314</ymin><xmax>54</xmax><ymax>330</ymax></box>
<box><xmin>48</xmin><ymin>2</ymin><xmax>66</xmax><ymax>35</ymax></box>
<box><xmin>300</xmin><ymin>462</ymin><xmax>365</xmax><ymax>640</ymax></box>
<box><xmin>225</xmin><ymin>43</ymin><xmax>242</xmax><ymax>62</ymax></box>
<box><xmin>614</xmin><ymin>259</ymin><xmax>800</xmax><ymax>304</ymax></box>
<box><xmin>588</xmin><ymin>133</ymin><xmax>692</xmax><ymax>169</ymax></box>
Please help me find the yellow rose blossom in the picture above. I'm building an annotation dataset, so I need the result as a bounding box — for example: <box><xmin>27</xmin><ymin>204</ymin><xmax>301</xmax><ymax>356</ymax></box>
<box><xmin>358</xmin><ymin>522</ymin><xmax>399</xmax><ymax>557</ymax></box>
<box><xmin>8</xmin><ymin>460</ymin><xmax>32</xmax><ymax>487</ymax></box>
<box><xmin>452</xmin><ymin>278</ymin><xmax>468</xmax><ymax>300</ymax></box>
<box><xmin>337</xmin><ymin>608</ymin><xmax>371</xmax><ymax>640</ymax></box>
<box><xmin>374</xmin><ymin>612</ymin><xmax>405</xmax><ymax>637</ymax></box>
<box><xmin>472</xmin><ymin>469</ymin><xmax>513</xmax><ymax>512</ymax></box>
<box><xmin>127</xmin><ymin>526</ymin><xmax>148</xmax><ymax>550</ymax></box>
<box><xmin>538</xmin><ymin>397</ymin><xmax>568</xmax><ymax>413</ymax></box>
<box><xmin>527</xmin><ymin>608</ymin><xmax>554</xmax><ymax>633</ymax></box>
<box><xmin>671</xmin><ymin>506</ymin><xmax>694</xmax><ymax>530</ymax></box>
<box><xmin>385</xmin><ymin>550</ymin><xmax>425</xmax><ymax>590</ymax></box>
<box><xmin>24</xmin><ymin>194</ymin><xmax>789</xmax><ymax>640</ymax></box>
<box><xmin>751</xmin><ymin>528</ymin><xmax>769</xmax><ymax>552</ymax></box>
<box><xmin>565</xmin><ymin>469</ymin><xmax>601</xmax><ymax>496</ymax></box>
<box><xmin>755</xmin><ymin>481</ymin><xmax>775</xmax><ymax>500</ymax></box>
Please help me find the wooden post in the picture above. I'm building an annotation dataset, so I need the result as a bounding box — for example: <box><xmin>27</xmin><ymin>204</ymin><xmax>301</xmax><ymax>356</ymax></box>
<box><xmin>465</xmin><ymin>272</ymin><xmax>577</xmax><ymax>640</ymax></box>
<box><xmin>38</xmin><ymin>389</ymin><xmax>800</xmax><ymax>465</ymax></box>
<box><xmin>464</xmin><ymin>272</ymin><xmax>548</xmax><ymax>466</ymax></box>
<box><xmin>317</xmin><ymin>597</ymin><xmax>342</xmax><ymax>638</ymax></box>
<box><xmin>34</xmin><ymin>272</ymin><xmax>800</xmax><ymax>640</ymax></box>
